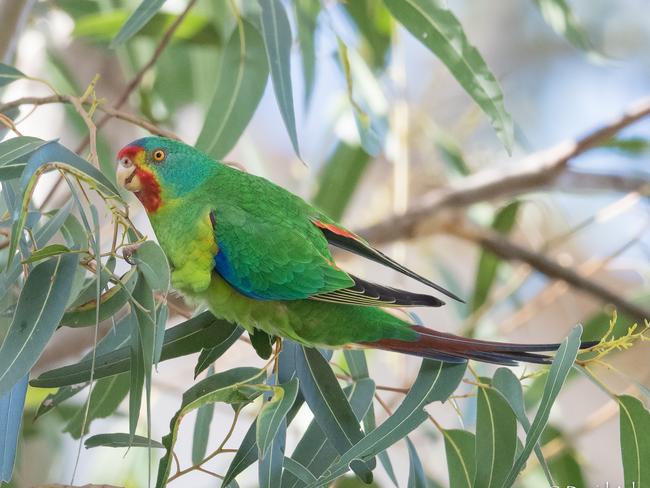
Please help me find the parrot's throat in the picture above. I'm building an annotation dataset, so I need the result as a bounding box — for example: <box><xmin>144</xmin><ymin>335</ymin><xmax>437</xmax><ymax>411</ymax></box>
<box><xmin>134</xmin><ymin>168</ymin><xmax>162</xmax><ymax>213</ymax></box>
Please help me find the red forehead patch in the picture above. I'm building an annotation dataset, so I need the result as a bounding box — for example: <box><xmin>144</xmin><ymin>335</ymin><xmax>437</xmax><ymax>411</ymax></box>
<box><xmin>117</xmin><ymin>144</ymin><xmax>143</xmax><ymax>161</ymax></box>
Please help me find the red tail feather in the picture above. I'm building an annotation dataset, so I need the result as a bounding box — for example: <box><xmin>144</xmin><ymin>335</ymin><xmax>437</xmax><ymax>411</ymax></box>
<box><xmin>365</xmin><ymin>325</ymin><xmax>596</xmax><ymax>365</ymax></box>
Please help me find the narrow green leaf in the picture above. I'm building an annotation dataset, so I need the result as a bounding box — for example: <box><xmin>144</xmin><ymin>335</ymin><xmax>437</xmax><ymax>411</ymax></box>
<box><xmin>0</xmin><ymin>254</ymin><xmax>80</xmax><ymax>396</ymax></box>
<box><xmin>32</xmin><ymin>311</ymin><xmax>235</xmax><ymax>387</ymax></box>
<box><xmin>618</xmin><ymin>394</ymin><xmax>650</xmax><ymax>488</ymax></box>
<box><xmin>191</xmin><ymin>365</ymin><xmax>215</xmax><ymax>465</ymax></box>
<box><xmin>128</xmin><ymin>311</ymin><xmax>144</xmax><ymax>442</ymax></box>
<box><xmin>471</xmin><ymin>201</ymin><xmax>520</xmax><ymax>312</ymax></box>
<box><xmin>35</xmin><ymin>317</ymin><xmax>132</xmax><ymax>419</ymax></box>
<box><xmin>61</xmin><ymin>267</ymin><xmax>138</xmax><ymax>327</ymax></box>
<box><xmin>502</xmin><ymin>325</ymin><xmax>583</xmax><ymax>486</ymax></box>
<box><xmin>533</xmin><ymin>0</ymin><xmax>596</xmax><ymax>54</ymax></box>
<box><xmin>250</xmin><ymin>329</ymin><xmax>274</xmax><ymax>360</ymax></box>
<box><xmin>0</xmin><ymin>137</ymin><xmax>48</xmax><ymax>177</ymax></box>
<box><xmin>312</xmin><ymin>142</ymin><xmax>371</xmax><ymax>221</ymax></box>
<box><xmin>8</xmin><ymin>140</ymin><xmax>119</xmax><ymax>268</ymax></box>
<box><xmin>153</xmin><ymin>303</ymin><xmax>168</xmax><ymax>367</ymax></box>
<box><xmin>63</xmin><ymin>373</ymin><xmax>130</xmax><ymax>439</ymax></box>
<box><xmin>382</xmin><ymin>0</ymin><xmax>514</xmax><ymax>151</ymax></box>
<box><xmin>282</xmin><ymin>379</ymin><xmax>375</xmax><ymax>488</ymax></box>
<box><xmin>406</xmin><ymin>438</ymin><xmax>427</xmax><ymax>488</ymax></box>
<box><xmin>473</xmin><ymin>382</ymin><xmax>517</xmax><ymax>488</ymax></box>
<box><xmin>21</xmin><ymin>244</ymin><xmax>71</xmax><ymax>263</ymax></box>
<box><xmin>259</xmin><ymin>419</ymin><xmax>286</xmax><ymax>488</ymax></box>
<box><xmin>85</xmin><ymin>433</ymin><xmax>164</xmax><ymax>449</ymax></box>
<box><xmin>259</xmin><ymin>0</ymin><xmax>301</xmax><ymax>158</ymax></box>
<box><xmin>257</xmin><ymin>378</ymin><xmax>299</xmax><ymax>458</ymax></box>
<box><xmin>0</xmin><ymin>375</ymin><xmax>28</xmax><ymax>483</ymax></box>
<box><xmin>75</xmin><ymin>10</ymin><xmax>221</xmax><ymax>46</ymax></box>
<box><xmin>443</xmin><ymin>429</ymin><xmax>475</xmax><ymax>488</ymax></box>
<box><xmin>155</xmin><ymin>367</ymin><xmax>266</xmax><ymax>487</ymax></box>
<box><xmin>194</xmin><ymin>323</ymin><xmax>243</xmax><ymax>377</ymax></box>
<box><xmin>307</xmin><ymin>360</ymin><xmax>466</xmax><ymax>487</ymax></box>
<box><xmin>493</xmin><ymin>368</ymin><xmax>555</xmax><ymax>485</ymax></box>
<box><xmin>295</xmin><ymin>347</ymin><xmax>374</xmax><ymax>481</ymax></box>
<box><xmin>294</xmin><ymin>0</ymin><xmax>319</xmax><ymax>107</ymax></box>
<box><xmin>195</xmin><ymin>19</ymin><xmax>269</xmax><ymax>159</ymax></box>
<box><xmin>132</xmin><ymin>241</ymin><xmax>170</xmax><ymax>291</ymax></box>
<box><xmin>0</xmin><ymin>64</ymin><xmax>24</xmax><ymax>88</ymax></box>
<box><xmin>111</xmin><ymin>0</ymin><xmax>167</xmax><ymax>46</ymax></box>
<box><xmin>283</xmin><ymin>456</ymin><xmax>317</xmax><ymax>485</ymax></box>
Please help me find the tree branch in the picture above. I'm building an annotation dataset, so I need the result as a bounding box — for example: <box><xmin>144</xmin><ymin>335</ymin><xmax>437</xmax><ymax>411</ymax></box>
<box><xmin>358</xmin><ymin>96</ymin><xmax>650</xmax><ymax>244</ymax></box>
<box><xmin>448</xmin><ymin>221</ymin><xmax>650</xmax><ymax>324</ymax></box>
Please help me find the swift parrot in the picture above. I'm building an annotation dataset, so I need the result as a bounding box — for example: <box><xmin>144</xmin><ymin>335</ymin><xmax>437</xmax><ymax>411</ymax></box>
<box><xmin>116</xmin><ymin>137</ymin><xmax>594</xmax><ymax>365</ymax></box>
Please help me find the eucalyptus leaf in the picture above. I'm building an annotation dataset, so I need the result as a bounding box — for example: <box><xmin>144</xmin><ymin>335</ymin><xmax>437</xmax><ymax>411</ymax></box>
<box><xmin>406</xmin><ymin>438</ymin><xmax>427</xmax><ymax>488</ymax></box>
<box><xmin>382</xmin><ymin>0</ymin><xmax>514</xmax><ymax>151</ymax></box>
<box><xmin>257</xmin><ymin>378</ymin><xmax>299</xmax><ymax>458</ymax></box>
<box><xmin>0</xmin><ymin>254</ymin><xmax>80</xmax><ymax>396</ymax></box>
<box><xmin>618</xmin><ymin>394</ymin><xmax>650</xmax><ymax>488</ymax></box>
<box><xmin>111</xmin><ymin>0</ymin><xmax>167</xmax><ymax>46</ymax></box>
<box><xmin>259</xmin><ymin>0</ymin><xmax>301</xmax><ymax>158</ymax></box>
<box><xmin>32</xmin><ymin>311</ymin><xmax>236</xmax><ymax>387</ymax></box>
<box><xmin>195</xmin><ymin>19</ymin><xmax>269</xmax><ymax>160</ymax></box>
<box><xmin>0</xmin><ymin>63</ymin><xmax>24</xmax><ymax>88</ymax></box>
<box><xmin>0</xmin><ymin>375</ymin><xmax>28</xmax><ymax>483</ymax></box>
<box><xmin>294</xmin><ymin>0</ymin><xmax>319</xmax><ymax>107</ymax></box>
<box><xmin>295</xmin><ymin>346</ymin><xmax>375</xmax><ymax>481</ymax></box>
<box><xmin>192</xmin><ymin>365</ymin><xmax>215</xmax><ymax>465</ymax></box>
<box><xmin>443</xmin><ymin>429</ymin><xmax>475</xmax><ymax>488</ymax></box>
<box><xmin>155</xmin><ymin>367</ymin><xmax>266</xmax><ymax>487</ymax></box>
<box><xmin>85</xmin><ymin>433</ymin><xmax>164</xmax><ymax>449</ymax></box>
<box><xmin>307</xmin><ymin>360</ymin><xmax>466</xmax><ymax>487</ymax></box>
<box><xmin>473</xmin><ymin>382</ymin><xmax>517</xmax><ymax>488</ymax></box>
<box><xmin>502</xmin><ymin>325</ymin><xmax>583</xmax><ymax>485</ymax></box>
<box><xmin>132</xmin><ymin>241</ymin><xmax>170</xmax><ymax>291</ymax></box>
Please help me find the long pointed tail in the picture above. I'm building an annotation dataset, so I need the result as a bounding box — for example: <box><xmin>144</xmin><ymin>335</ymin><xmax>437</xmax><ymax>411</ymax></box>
<box><xmin>366</xmin><ymin>325</ymin><xmax>598</xmax><ymax>365</ymax></box>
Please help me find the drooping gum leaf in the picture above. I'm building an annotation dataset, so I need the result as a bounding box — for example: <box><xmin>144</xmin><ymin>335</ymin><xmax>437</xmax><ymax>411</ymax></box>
<box><xmin>195</xmin><ymin>19</ymin><xmax>269</xmax><ymax>160</ymax></box>
<box><xmin>191</xmin><ymin>365</ymin><xmax>215</xmax><ymax>465</ymax></box>
<box><xmin>294</xmin><ymin>0</ymin><xmax>320</xmax><ymax>107</ymax></box>
<box><xmin>257</xmin><ymin>378</ymin><xmax>299</xmax><ymax>458</ymax></box>
<box><xmin>443</xmin><ymin>429</ymin><xmax>475</xmax><ymax>488</ymax></box>
<box><xmin>295</xmin><ymin>346</ymin><xmax>374</xmax><ymax>481</ymax></box>
<box><xmin>0</xmin><ymin>375</ymin><xmax>28</xmax><ymax>483</ymax></box>
<box><xmin>471</xmin><ymin>201</ymin><xmax>520</xmax><ymax>312</ymax></box>
<box><xmin>111</xmin><ymin>0</ymin><xmax>167</xmax><ymax>47</ymax></box>
<box><xmin>0</xmin><ymin>64</ymin><xmax>25</xmax><ymax>88</ymax></box>
<box><xmin>132</xmin><ymin>241</ymin><xmax>170</xmax><ymax>291</ymax></box>
<box><xmin>382</xmin><ymin>0</ymin><xmax>514</xmax><ymax>151</ymax></box>
<box><xmin>493</xmin><ymin>368</ymin><xmax>555</xmax><ymax>485</ymax></box>
<box><xmin>155</xmin><ymin>367</ymin><xmax>266</xmax><ymax>487</ymax></box>
<box><xmin>618</xmin><ymin>394</ymin><xmax>650</xmax><ymax>488</ymax></box>
<box><xmin>85</xmin><ymin>433</ymin><xmax>164</xmax><ymax>449</ymax></box>
<box><xmin>0</xmin><ymin>254</ymin><xmax>80</xmax><ymax>396</ymax></box>
<box><xmin>533</xmin><ymin>0</ymin><xmax>596</xmax><ymax>54</ymax></box>
<box><xmin>406</xmin><ymin>438</ymin><xmax>427</xmax><ymax>488</ymax></box>
<box><xmin>31</xmin><ymin>311</ymin><xmax>235</xmax><ymax>387</ymax></box>
<box><xmin>502</xmin><ymin>325</ymin><xmax>583</xmax><ymax>485</ymax></box>
<box><xmin>473</xmin><ymin>382</ymin><xmax>517</xmax><ymax>488</ymax></box>
<box><xmin>259</xmin><ymin>0</ymin><xmax>301</xmax><ymax>158</ymax></box>
<box><xmin>307</xmin><ymin>360</ymin><xmax>466</xmax><ymax>487</ymax></box>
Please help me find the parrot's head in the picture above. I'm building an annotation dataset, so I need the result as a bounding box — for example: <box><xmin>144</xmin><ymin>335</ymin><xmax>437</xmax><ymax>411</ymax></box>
<box><xmin>116</xmin><ymin>136</ymin><xmax>217</xmax><ymax>212</ymax></box>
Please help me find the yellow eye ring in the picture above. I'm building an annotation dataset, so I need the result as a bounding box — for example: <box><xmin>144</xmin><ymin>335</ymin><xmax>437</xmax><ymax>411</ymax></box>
<box><xmin>153</xmin><ymin>149</ymin><xmax>165</xmax><ymax>162</ymax></box>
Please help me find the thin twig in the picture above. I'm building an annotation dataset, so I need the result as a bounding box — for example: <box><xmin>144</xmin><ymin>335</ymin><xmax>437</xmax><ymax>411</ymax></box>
<box><xmin>448</xmin><ymin>221</ymin><xmax>650</xmax><ymax>323</ymax></box>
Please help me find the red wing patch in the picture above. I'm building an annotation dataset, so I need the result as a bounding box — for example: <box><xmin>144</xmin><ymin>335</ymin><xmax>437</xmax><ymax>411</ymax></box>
<box><xmin>312</xmin><ymin>219</ymin><xmax>358</xmax><ymax>240</ymax></box>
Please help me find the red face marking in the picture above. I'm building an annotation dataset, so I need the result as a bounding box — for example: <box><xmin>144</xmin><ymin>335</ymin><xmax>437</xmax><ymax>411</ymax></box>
<box><xmin>134</xmin><ymin>167</ymin><xmax>162</xmax><ymax>213</ymax></box>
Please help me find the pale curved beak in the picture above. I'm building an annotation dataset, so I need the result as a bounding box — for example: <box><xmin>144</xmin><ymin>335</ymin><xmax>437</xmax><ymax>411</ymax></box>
<box><xmin>116</xmin><ymin>157</ymin><xmax>142</xmax><ymax>192</ymax></box>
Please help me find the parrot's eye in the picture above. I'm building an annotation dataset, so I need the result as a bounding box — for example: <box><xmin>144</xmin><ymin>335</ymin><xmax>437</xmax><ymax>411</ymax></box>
<box><xmin>152</xmin><ymin>149</ymin><xmax>166</xmax><ymax>162</ymax></box>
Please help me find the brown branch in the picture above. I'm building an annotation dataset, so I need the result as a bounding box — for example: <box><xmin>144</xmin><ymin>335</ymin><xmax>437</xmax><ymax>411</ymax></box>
<box><xmin>448</xmin><ymin>221</ymin><xmax>650</xmax><ymax>324</ymax></box>
<box><xmin>358</xmin><ymin>96</ymin><xmax>650</xmax><ymax>244</ymax></box>
<box><xmin>0</xmin><ymin>95</ymin><xmax>179</xmax><ymax>140</ymax></box>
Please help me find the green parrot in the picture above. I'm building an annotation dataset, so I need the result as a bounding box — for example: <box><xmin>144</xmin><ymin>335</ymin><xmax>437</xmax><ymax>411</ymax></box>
<box><xmin>116</xmin><ymin>137</ymin><xmax>594</xmax><ymax>365</ymax></box>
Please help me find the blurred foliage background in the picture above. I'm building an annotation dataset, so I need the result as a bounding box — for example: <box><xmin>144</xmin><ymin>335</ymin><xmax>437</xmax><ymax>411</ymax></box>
<box><xmin>0</xmin><ymin>0</ymin><xmax>649</xmax><ymax>487</ymax></box>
